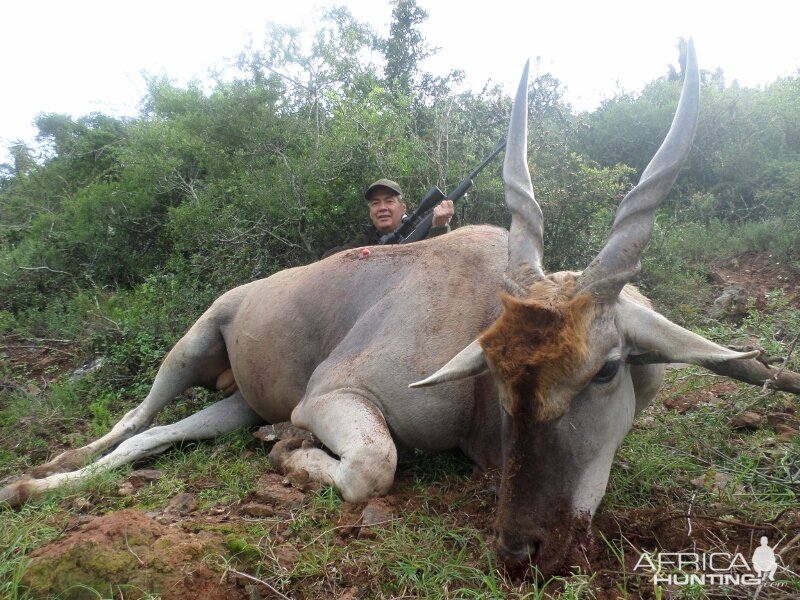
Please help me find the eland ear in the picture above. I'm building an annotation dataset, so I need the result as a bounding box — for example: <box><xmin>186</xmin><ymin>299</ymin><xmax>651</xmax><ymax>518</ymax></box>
<box><xmin>619</xmin><ymin>300</ymin><xmax>759</xmax><ymax>366</ymax></box>
<box><xmin>409</xmin><ymin>340</ymin><xmax>488</xmax><ymax>388</ymax></box>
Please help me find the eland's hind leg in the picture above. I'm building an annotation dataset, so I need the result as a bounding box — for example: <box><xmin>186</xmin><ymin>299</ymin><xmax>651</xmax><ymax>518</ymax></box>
<box><xmin>29</xmin><ymin>306</ymin><xmax>234</xmax><ymax>479</ymax></box>
<box><xmin>0</xmin><ymin>391</ymin><xmax>263</xmax><ymax>507</ymax></box>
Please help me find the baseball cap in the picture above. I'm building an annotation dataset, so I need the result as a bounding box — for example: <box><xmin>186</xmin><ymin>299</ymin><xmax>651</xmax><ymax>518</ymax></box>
<box><xmin>364</xmin><ymin>178</ymin><xmax>402</xmax><ymax>200</ymax></box>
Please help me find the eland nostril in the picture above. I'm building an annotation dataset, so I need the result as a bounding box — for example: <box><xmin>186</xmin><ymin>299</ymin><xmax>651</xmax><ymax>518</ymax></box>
<box><xmin>496</xmin><ymin>538</ymin><xmax>542</xmax><ymax>570</ymax></box>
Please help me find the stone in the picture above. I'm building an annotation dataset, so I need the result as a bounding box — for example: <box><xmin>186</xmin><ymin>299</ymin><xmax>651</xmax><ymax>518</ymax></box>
<box><xmin>252</xmin><ymin>473</ymin><xmax>306</xmax><ymax>508</ymax></box>
<box><xmin>127</xmin><ymin>469</ymin><xmax>164</xmax><ymax>487</ymax></box>
<box><xmin>253</xmin><ymin>422</ymin><xmax>315</xmax><ymax>444</ymax></box>
<box><xmin>360</xmin><ymin>499</ymin><xmax>393</xmax><ymax>527</ymax></box>
<box><xmin>117</xmin><ymin>481</ymin><xmax>136</xmax><ymax>497</ymax></box>
<box><xmin>709</xmin><ymin>285</ymin><xmax>749</xmax><ymax>319</ymax></box>
<box><xmin>767</xmin><ymin>412</ymin><xmax>800</xmax><ymax>430</ymax></box>
<box><xmin>283</xmin><ymin>468</ymin><xmax>321</xmax><ymax>493</ymax></box>
<box><xmin>240</xmin><ymin>502</ymin><xmax>275</xmax><ymax>517</ymax></box>
<box><xmin>165</xmin><ymin>492</ymin><xmax>198</xmax><ymax>515</ymax></box>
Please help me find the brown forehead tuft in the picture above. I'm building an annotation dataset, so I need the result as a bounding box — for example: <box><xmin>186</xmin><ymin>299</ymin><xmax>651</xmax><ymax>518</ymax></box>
<box><xmin>479</xmin><ymin>278</ymin><xmax>596</xmax><ymax>419</ymax></box>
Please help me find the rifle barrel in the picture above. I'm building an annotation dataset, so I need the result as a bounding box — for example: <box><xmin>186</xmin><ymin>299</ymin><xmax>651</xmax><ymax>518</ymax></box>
<box><xmin>468</xmin><ymin>138</ymin><xmax>506</xmax><ymax>180</ymax></box>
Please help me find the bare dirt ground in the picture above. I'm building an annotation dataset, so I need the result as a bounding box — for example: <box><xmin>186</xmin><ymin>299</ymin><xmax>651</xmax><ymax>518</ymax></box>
<box><xmin>3</xmin><ymin>250</ymin><xmax>800</xmax><ymax>598</ymax></box>
<box><xmin>709</xmin><ymin>251</ymin><xmax>800</xmax><ymax>310</ymax></box>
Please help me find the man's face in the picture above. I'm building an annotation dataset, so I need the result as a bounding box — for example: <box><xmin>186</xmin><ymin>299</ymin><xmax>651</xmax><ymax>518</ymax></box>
<box><xmin>368</xmin><ymin>188</ymin><xmax>407</xmax><ymax>234</ymax></box>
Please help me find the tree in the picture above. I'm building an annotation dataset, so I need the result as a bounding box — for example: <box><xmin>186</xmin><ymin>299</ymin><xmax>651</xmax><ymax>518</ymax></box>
<box><xmin>381</xmin><ymin>0</ymin><xmax>433</xmax><ymax>96</ymax></box>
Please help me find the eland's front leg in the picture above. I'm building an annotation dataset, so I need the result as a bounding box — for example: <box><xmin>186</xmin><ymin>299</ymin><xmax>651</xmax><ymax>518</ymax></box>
<box><xmin>269</xmin><ymin>391</ymin><xmax>397</xmax><ymax>502</ymax></box>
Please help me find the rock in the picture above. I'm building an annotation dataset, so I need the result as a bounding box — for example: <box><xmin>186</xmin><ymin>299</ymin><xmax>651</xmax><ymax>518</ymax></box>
<box><xmin>252</xmin><ymin>473</ymin><xmax>306</xmax><ymax>508</ymax></box>
<box><xmin>283</xmin><ymin>468</ymin><xmax>321</xmax><ymax>493</ymax></box>
<box><xmin>273</xmin><ymin>545</ymin><xmax>300</xmax><ymax>569</ymax></box>
<box><xmin>127</xmin><ymin>469</ymin><xmax>164</xmax><ymax>487</ymax></box>
<box><xmin>70</xmin><ymin>357</ymin><xmax>104</xmax><ymax>381</ymax></box>
<box><xmin>663</xmin><ymin>395</ymin><xmax>697</xmax><ymax>414</ymax></box>
<box><xmin>731</xmin><ymin>411</ymin><xmax>764</xmax><ymax>430</ymax></box>
<box><xmin>709</xmin><ymin>285</ymin><xmax>749</xmax><ymax>320</ymax></box>
<box><xmin>691</xmin><ymin>470</ymin><xmax>730</xmax><ymax>493</ymax></box>
<box><xmin>690</xmin><ymin>470</ymin><xmax>746</xmax><ymax>495</ymax></box>
<box><xmin>774</xmin><ymin>424</ymin><xmax>799</xmax><ymax>443</ymax></box>
<box><xmin>117</xmin><ymin>470</ymin><xmax>163</xmax><ymax>497</ymax></box>
<box><xmin>345</xmin><ymin>499</ymin><xmax>395</xmax><ymax>540</ymax></box>
<box><xmin>244</xmin><ymin>584</ymin><xmax>266</xmax><ymax>600</ymax></box>
<box><xmin>253</xmin><ymin>422</ymin><xmax>315</xmax><ymax>444</ymax></box>
<box><xmin>71</xmin><ymin>497</ymin><xmax>93</xmax><ymax>512</ymax></box>
<box><xmin>117</xmin><ymin>481</ymin><xmax>136</xmax><ymax>497</ymax></box>
<box><xmin>165</xmin><ymin>492</ymin><xmax>198</xmax><ymax>515</ymax></box>
<box><xmin>706</xmin><ymin>271</ymin><xmax>727</xmax><ymax>286</ymax></box>
<box><xmin>767</xmin><ymin>412</ymin><xmax>800</xmax><ymax>430</ymax></box>
<box><xmin>240</xmin><ymin>502</ymin><xmax>275</xmax><ymax>517</ymax></box>
<box><xmin>360</xmin><ymin>499</ymin><xmax>393</xmax><ymax>527</ymax></box>
<box><xmin>339</xmin><ymin>586</ymin><xmax>360</xmax><ymax>600</ymax></box>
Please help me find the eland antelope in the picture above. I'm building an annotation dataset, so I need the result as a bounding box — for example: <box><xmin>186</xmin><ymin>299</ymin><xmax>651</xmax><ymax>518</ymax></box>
<box><xmin>3</xmin><ymin>40</ymin><xmax>799</xmax><ymax>575</ymax></box>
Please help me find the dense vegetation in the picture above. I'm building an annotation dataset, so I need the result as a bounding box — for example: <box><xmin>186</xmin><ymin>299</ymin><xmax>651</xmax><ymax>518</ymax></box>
<box><xmin>1</xmin><ymin>2</ymin><xmax>799</xmax><ymax>598</ymax></box>
<box><xmin>3</xmin><ymin>6</ymin><xmax>800</xmax><ymax>342</ymax></box>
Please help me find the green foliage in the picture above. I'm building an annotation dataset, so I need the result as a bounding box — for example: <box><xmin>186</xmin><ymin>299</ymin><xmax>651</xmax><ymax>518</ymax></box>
<box><xmin>0</xmin><ymin>309</ymin><xmax>13</xmax><ymax>333</ymax></box>
<box><xmin>538</xmin><ymin>154</ymin><xmax>634</xmax><ymax>272</ymax></box>
<box><xmin>381</xmin><ymin>0</ymin><xmax>434</xmax><ymax>96</ymax></box>
<box><xmin>740</xmin><ymin>290</ymin><xmax>800</xmax><ymax>366</ymax></box>
<box><xmin>10</xmin><ymin>11</ymin><xmax>800</xmax><ymax>340</ymax></box>
<box><xmin>579</xmin><ymin>68</ymin><xmax>800</xmax><ymax>233</ymax></box>
<box><xmin>578</xmin><ymin>78</ymin><xmax>682</xmax><ymax>178</ymax></box>
<box><xmin>0</xmin><ymin>503</ymin><xmax>68</xmax><ymax>600</ymax></box>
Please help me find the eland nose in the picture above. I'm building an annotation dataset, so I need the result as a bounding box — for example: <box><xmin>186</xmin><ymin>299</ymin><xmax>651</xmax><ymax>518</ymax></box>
<box><xmin>496</xmin><ymin>538</ymin><xmax>541</xmax><ymax>570</ymax></box>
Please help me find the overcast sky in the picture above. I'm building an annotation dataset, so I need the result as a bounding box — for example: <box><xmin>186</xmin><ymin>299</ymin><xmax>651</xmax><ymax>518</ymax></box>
<box><xmin>3</xmin><ymin>1</ymin><xmax>799</xmax><ymax>164</ymax></box>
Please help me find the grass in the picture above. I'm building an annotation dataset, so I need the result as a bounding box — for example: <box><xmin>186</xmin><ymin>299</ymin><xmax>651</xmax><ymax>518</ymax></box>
<box><xmin>2</xmin><ymin>272</ymin><xmax>800</xmax><ymax>598</ymax></box>
<box><xmin>601</xmin><ymin>366</ymin><xmax>800</xmax><ymax>598</ymax></box>
<box><xmin>0</xmin><ymin>501</ymin><xmax>69</xmax><ymax>600</ymax></box>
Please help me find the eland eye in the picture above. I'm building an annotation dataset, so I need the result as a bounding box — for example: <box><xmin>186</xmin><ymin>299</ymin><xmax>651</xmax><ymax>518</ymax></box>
<box><xmin>592</xmin><ymin>359</ymin><xmax>621</xmax><ymax>384</ymax></box>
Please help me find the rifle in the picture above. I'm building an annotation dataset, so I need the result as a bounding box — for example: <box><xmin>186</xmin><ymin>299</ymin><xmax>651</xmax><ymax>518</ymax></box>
<box><xmin>378</xmin><ymin>138</ymin><xmax>506</xmax><ymax>245</ymax></box>
<box><xmin>377</xmin><ymin>185</ymin><xmax>446</xmax><ymax>245</ymax></box>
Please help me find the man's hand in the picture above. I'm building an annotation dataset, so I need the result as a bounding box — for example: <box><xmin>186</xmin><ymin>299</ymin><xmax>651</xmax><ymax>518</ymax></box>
<box><xmin>431</xmin><ymin>199</ymin><xmax>454</xmax><ymax>228</ymax></box>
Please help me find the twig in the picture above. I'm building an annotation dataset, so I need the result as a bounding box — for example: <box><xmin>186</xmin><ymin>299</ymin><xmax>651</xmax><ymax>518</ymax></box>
<box><xmin>686</xmin><ymin>490</ymin><xmax>697</xmax><ymax>536</ymax></box>
<box><xmin>18</xmin><ymin>265</ymin><xmax>73</xmax><ymax>275</ymax></box>
<box><xmin>778</xmin><ymin>530</ymin><xmax>800</xmax><ymax>558</ymax></box>
<box><xmin>653</xmin><ymin>513</ymin><xmax>800</xmax><ymax>531</ymax></box>
<box><xmin>0</xmin><ymin>344</ymin><xmax>76</xmax><ymax>356</ymax></box>
<box><xmin>90</xmin><ymin>311</ymin><xmax>123</xmax><ymax>334</ymax></box>
<box><xmin>17</xmin><ymin>337</ymin><xmax>75</xmax><ymax>344</ymax></box>
<box><xmin>225</xmin><ymin>568</ymin><xmax>292</xmax><ymax>600</ymax></box>
<box><xmin>768</xmin><ymin>508</ymin><xmax>792</xmax><ymax>526</ymax></box>
<box><xmin>124</xmin><ymin>531</ymin><xmax>144</xmax><ymax>566</ymax></box>
<box><xmin>765</xmin><ymin>331</ymin><xmax>800</xmax><ymax>390</ymax></box>
<box><xmin>752</xmin><ymin>580</ymin><xmax>765</xmax><ymax>600</ymax></box>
